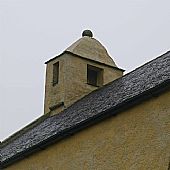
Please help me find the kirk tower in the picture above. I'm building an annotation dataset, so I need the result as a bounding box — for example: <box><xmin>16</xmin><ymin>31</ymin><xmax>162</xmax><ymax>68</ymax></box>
<box><xmin>44</xmin><ymin>30</ymin><xmax>124</xmax><ymax>115</ymax></box>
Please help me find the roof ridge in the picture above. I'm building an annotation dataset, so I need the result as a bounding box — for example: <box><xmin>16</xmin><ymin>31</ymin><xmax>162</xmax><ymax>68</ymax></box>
<box><xmin>122</xmin><ymin>50</ymin><xmax>170</xmax><ymax>77</ymax></box>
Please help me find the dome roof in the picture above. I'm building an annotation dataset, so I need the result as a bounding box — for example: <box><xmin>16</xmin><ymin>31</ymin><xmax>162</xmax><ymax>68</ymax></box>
<box><xmin>65</xmin><ymin>36</ymin><xmax>117</xmax><ymax>67</ymax></box>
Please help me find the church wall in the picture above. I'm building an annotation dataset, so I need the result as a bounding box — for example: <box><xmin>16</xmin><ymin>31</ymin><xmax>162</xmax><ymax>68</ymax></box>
<box><xmin>5</xmin><ymin>90</ymin><xmax>170</xmax><ymax>170</ymax></box>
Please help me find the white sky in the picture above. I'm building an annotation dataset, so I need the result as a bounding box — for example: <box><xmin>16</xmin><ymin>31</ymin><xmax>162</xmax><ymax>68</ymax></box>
<box><xmin>0</xmin><ymin>0</ymin><xmax>170</xmax><ymax>141</ymax></box>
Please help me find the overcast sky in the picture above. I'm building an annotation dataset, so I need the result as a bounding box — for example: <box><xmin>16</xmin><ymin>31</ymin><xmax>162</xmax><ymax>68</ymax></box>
<box><xmin>0</xmin><ymin>0</ymin><xmax>170</xmax><ymax>141</ymax></box>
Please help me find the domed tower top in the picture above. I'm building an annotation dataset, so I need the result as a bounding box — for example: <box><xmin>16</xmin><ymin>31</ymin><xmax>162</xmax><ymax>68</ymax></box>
<box><xmin>65</xmin><ymin>30</ymin><xmax>117</xmax><ymax>67</ymax></box>
<box><xmin>44</xmin><ymin>30</ymin><xmax>124</xmax><ymax>115</ymax></box>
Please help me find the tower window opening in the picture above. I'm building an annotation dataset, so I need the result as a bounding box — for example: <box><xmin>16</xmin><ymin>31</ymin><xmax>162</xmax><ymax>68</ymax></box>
<box><xmin>87</xmin><ymin>65</ymin><xmax>103</xmax><ymax>87</ymax></box>
<box><xmin>53</xmin><ymin>62</ymin><xmax>59</xmax><ymax>86</ymax></box>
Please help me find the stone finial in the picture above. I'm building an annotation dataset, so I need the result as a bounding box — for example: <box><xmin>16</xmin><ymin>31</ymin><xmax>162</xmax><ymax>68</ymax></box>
<box><xmin>82</xmin><ymin>30</ymin><xmax>93</xmax><ymax>37</ymax></box>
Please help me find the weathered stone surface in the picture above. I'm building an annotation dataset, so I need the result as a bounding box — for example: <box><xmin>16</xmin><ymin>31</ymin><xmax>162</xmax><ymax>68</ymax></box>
<box><xmin>44</xmin><ymin>52</ymin><xmax>123</xmax><ymax>114</ymax></box>
<box><xmin>44</xmin><ymin>34</ymin><xmax>124</xmax><ymax>115</ymax></box>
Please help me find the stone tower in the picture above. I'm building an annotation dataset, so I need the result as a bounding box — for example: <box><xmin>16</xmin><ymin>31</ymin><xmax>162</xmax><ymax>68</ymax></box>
<box><xmin>44</xmin><ymin>30</ymin><xmax>124</xmax><ymax>115</ymax></box>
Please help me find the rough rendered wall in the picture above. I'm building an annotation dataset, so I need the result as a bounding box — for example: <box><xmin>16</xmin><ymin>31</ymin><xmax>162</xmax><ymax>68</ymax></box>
<box><xmin>63</xmin><ymin>54</ymin><xmax>123</xmax><ymax>108</ymax></box>
<box><xmin>6</xmin><ymin>90</ymin><xmax>170</xmax><ymax>170</ymax></box>
<box><xmin>44</xmin><ymin>56</ymin><xmax>65</xmax><ymax>114</ymax></box>
<box><xmin>44</xmin><ymin>53</ymin><xmax>123</xmax><ymax>114</ymax></box>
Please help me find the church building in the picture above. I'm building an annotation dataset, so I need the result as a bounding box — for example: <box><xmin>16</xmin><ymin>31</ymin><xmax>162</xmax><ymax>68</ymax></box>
<box><xmin>0</xmin><ymin>30</ymin><xmax>170</xmax><ymax>170</ymax></box>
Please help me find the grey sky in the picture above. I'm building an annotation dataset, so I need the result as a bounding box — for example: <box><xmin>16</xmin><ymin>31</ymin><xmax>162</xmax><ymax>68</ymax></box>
<box><xmin>0</xmin><ymin>0</ymin><xmax>170</xmax><ymax>141</ymax></box>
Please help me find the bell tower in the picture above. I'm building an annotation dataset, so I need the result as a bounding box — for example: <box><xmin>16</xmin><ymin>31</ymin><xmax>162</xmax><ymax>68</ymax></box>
<box><xmin>44</xmin><ymin>30</ymin><xmax>124</xmax><ymax>115</ymax></box>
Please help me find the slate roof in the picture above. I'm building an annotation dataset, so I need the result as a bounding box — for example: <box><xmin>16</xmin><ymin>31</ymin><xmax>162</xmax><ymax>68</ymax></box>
<box><xmin>1</xmin><ymin>51</ymin><xmax>170</xmax><ymax>168</ymax></box>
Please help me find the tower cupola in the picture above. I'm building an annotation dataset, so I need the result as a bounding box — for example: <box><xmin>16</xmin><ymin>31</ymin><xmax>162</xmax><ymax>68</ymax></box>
<box><xmin>44</xmin><ymin>30</ymin><xmax>124</xmax><ymax>115</ymax></box>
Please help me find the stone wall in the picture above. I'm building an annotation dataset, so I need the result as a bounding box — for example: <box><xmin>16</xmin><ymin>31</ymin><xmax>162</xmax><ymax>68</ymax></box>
<box><xmin>44</xmin><ymin>53</ymin><xmax>123</xmax><ymax>115</ymax></box>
